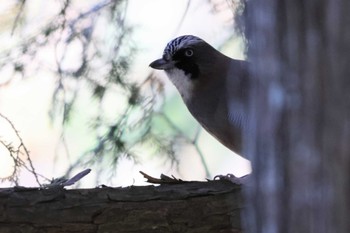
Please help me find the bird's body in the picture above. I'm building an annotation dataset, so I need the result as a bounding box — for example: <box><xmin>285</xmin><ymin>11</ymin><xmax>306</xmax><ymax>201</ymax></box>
<box><xmin>150</xmin><ymin>35</ymin><xmax>249</xmax><ymax>155</ymax></box>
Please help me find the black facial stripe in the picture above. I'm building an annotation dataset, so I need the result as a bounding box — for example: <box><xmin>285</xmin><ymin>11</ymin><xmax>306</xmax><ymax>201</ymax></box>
<box><xmin>175</xmin><ymin>61</ymin><xmax>199</xmax><ymax>79</ymax></box>
<box><xmin>172</xmin><ymin>48</ymin><xmax>199</xmax><ymax>79</ymax></box>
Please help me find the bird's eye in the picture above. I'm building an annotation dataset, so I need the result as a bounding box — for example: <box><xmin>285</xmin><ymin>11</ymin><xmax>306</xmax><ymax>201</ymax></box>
<box><xmin>184</xmin><ymin>49</ymin><xmax>194</xmax><ymax>57</ymax></box>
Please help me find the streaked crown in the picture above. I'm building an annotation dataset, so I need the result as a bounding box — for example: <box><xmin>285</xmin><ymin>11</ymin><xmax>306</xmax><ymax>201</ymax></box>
<box><xmin>162</xmin><ymin>35</ymin><xmax>204</xmax><ymax>60</ymax></box>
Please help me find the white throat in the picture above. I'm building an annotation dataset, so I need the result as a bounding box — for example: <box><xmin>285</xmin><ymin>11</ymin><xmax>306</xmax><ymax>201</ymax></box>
<box><xmin>165</xmin><ymin>68</ymin><xmax>195</xmax><ymax>102</ymax></box>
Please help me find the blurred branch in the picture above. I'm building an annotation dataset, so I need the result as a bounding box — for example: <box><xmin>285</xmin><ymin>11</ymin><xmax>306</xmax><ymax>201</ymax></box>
<box><xmin>10</xmin><ymin>0</ymin><xmax>26</xmax><ymax>35</ymax></box>
<box><xmin>173</xmin><ymin>0</ymin><xmax>191</xmax><ymax>34</ymax></box>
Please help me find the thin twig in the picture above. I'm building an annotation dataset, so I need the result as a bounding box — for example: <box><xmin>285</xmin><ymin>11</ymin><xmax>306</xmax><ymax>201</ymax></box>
<box><xmin>158</xmin><ymin>113</ymin><xmax>211</xmax><ymax>178</ymax></box>
<box><xmin>0</xmin><ymin>113</ymin><xmax>42</xmax><ymax>186</ymax></box>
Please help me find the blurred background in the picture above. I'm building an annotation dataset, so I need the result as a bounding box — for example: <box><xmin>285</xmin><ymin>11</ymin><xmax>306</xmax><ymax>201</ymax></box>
<box><xmin>0</xmin><ymin>0</ymin><xmax>250</xmax><ymax>188</ymax></box>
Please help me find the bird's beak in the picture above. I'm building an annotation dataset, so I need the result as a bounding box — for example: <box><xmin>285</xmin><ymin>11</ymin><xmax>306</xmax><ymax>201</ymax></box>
<box><xmin>149</xmin><ymin>58</ymin><xmax>174</xmax><ymax>70</ymax></box>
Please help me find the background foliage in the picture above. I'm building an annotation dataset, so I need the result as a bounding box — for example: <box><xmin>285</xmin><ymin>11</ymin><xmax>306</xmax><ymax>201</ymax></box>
<box><xmin>0</xmin><ymin>0</ymin><xmax>244</xmax><ymax>186</ymax></box>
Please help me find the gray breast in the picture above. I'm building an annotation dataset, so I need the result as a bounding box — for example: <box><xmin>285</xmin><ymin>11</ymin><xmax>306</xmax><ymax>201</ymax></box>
<box><xmin>185</xmin><ymin>84</ymin><xmax>244</xmax><ymax>153</ymax></box>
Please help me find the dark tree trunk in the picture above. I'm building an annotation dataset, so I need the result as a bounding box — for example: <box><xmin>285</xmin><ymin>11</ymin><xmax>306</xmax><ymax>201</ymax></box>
<box><xmin>244</xmin><ymin>0</ymin><xmax>350</xmax><ymax>232</ymax></box>
<box><xmin>0</xmin><ymin>181</ymin><xmax>242</xmax><ymax>233</ymax></box>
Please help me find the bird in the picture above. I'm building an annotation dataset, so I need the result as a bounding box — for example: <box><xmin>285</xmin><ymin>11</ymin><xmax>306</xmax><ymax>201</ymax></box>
<box><xmin>149</xmin><ymin>35</ymin><xmax>249</xmax><ymax>157</ymax></box>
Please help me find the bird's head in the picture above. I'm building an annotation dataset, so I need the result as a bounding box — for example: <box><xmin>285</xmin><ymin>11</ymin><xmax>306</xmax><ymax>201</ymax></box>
<box><xmin>150</xmin><ymin>35</ymin><xmax>228</xmax><ymax>100</ymax></box>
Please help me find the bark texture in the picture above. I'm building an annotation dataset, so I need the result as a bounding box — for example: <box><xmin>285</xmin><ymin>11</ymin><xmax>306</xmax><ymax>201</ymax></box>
<box><xmin>244</xmin><ymin>0</ymin><xmax>350</xmax><ymax>232</ymax></box>
<box><xmin>0</xmin><ymin>181</ymin><xmax>242</xmax><ymax>233</ymax></box>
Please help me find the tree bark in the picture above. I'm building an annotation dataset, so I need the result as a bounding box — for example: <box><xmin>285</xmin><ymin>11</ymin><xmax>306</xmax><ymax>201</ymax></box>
<box><xmin>244</xmin><ymin>0</ymin><xmax>350</xmax><ymax>232</ymax></box>
<box><xmin>0</xmin><ymin>181</ymin><xmax>242</xmax><ymax>233</ymax></box>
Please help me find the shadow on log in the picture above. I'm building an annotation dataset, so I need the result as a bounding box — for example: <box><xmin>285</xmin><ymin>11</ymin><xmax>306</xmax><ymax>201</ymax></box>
<box><xmin>0</xmin><ymin>181</ymin><xmax>242</xmax><ymax>233</ymax></box>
